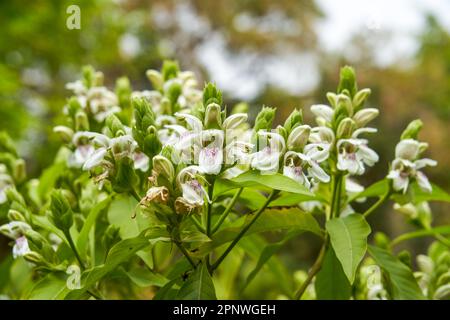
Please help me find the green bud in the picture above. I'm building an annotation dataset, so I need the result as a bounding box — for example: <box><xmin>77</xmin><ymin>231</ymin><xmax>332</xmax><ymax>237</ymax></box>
<box><xmin>231</xmin><ymin>102</ymin><xmax>248</xmax><ymax>114</ymax></box>
<box><xmin>153</xmin><ymin>155</ymin><xmax>175</xmax><ymax>182</ymax></box>
<box><xmin>161</xmin><ymin>60</ymin><xmax>179</xmax><ymax>81</ymax></box>
<box><xmin>276</xmin><ymin>125</ymin><xmax>288</xmax><ymax>141</ymax></box>
<box><xmin>12</xmin><ymin>159</ymin><xmax>26</xmax><ymax>183</ymax></box>
<box><xmin>204</xmin><ymin>103</ymin><xmax>222</xmax><ymax>129</ymax></box>
<box><xmin>166</xmin><ymin>81</ymin><xmax>182</xmax><ymax>106</ymax></box>
<box><xmin>160</xmin><ymin>96</ymin><xmax>172</xmax><ymax>115</ymax></box>
<box><xmin>82</xmin><ymin>65</ymin><xmax>96</xmax><ymax>89</ymax></box>
<box><xmin>203</xmin><ymin>83</ymin><xmax>223</xmax><ymax>107</ymax></box>
<box><xmin>146</xmin><ymin>70</ymin><xmax>164</xmax><ymax>91</ymax></box>
<box><xmin>106</xmin><ymin>114</ymin><xmax>125</xmax><ymax>137</ymax></box>
<box><xmin>143</xmin><ymin>126</ymin><xmax>162</xmax><ymax>157</ymax></box>
<box><xmin>0</xmin><ymin>131</ymin><xmax>18</xmax><ymax>156</ymax></box>
<box><xmin>115</xmin><ymin>77</ymin><xmax>132</xmax><ymax>109</ymax></box>
<box><xmin>48</xmin><ymin>189</ymin><xmax>74</xmax><ymax>232</ymax></box>
<box><xmin>400</xmin><ymin>119</ymin><xmax>423</xmax><ymax>140</ymax></box>
<box><xmin>326</xmin><ymin>92</ymin><xmax>338</xmax><ymax>108</ymax></box>
<box><xmin>352</xmin><ymin>88</ymin><xmax>371</xmax><ymax>111</ymax></box>
<box><xmin>337</xmin><ymin>94</ymin><xmax>353</xmax><ymax>116</ymax></box>
<box><xmin>337</xmin><ymin>65</ymin><xmax>358</xmax><ymax>98</ymax></box>
<box><xmin>75</xmin><ymin>111</ymin><xmax>90</xmax><ymax>131</ymax></box>
<box><xmin>336</xmin><ymin>118</ymin><xmax>356</xmax><ymax>139</ymax></box>
<box><xmin>23</xmin><ymin>251</ymin><xmax>45</xmax><ymax>265</ymax></box>
<box><xmin>353</xmin><ymin>108</ymin><xmax>379</xmax><ymax>127</ymax></box>
<box><xmin>254</xmin><ymin>106</ymin><xmax>276</xmax><ymax>133</ymax></box>
<box><xmin>332</xmin><ymin>100</ymin><xmax>349</xmax><ymax>128</ymax></box>
<box><xmin>6</xmin><ymin>188</ymin><xmax>25</xmax><ymax>206</ymax></box>
<box><xmin>373</xmin><ymin>232</ymin><xmax>390</xmax><ymax>249</ymax></box>
<box><xmin>133</xmin><ymin>98</ymin><xmax>155</xmax><ymax>131</ymax></box>
<box><xmin>283</xmin><ymin>109</ymin><xmax>303</xmax><ymax>134</ymax></box>
<box><xmin>67</xmin><ymin>97</ymin><xmax>82</xmax><ymax>118</ymax></box>
<box><xmin>287</xmin><ymin>125</ymin><xmax>310</xmax><ymax>151</ymax></box>
<box><xmin>53</xmin><ymin>126</ymin><xmax>74</xmax><ymax>143</ymax></box>
<box><xmin>7</xmin><ymin>209</ymin><xmax>26</xmax><ymax>222</ymax></box>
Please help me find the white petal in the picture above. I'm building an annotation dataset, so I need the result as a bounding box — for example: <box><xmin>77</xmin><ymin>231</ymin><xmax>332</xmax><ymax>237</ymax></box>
<box><xmin>414</xmin><ymin>158</ymin><xmax>437</xmax><ymax>169</ymax></box>
<box><xmin>222</xmin><ymin>113</ymin><xmax>248</xmax><ymax>130</ymax></box>
<box><xmin>352</xmin><ymin>127</ymin><xmax>377</xmax><ymax>138</ymax></box>
<box><xmin>82</xmin><ymin>148</ymin><xmax>107</xmax><ymax>170</ymax></box>
<box><xmin>358</xmin><ymin>145</ymin><xmax>379</xmax><ymax>166</ymax></box>
<box><xmin>175</xmin><ymin>112</ymin><xmax>203</xmax><ymax>131</ymax></box>
<box><xmin>416</xmin><ymin>171</ymin><xmax>432</xmax><ymax>193</ymax></box>
<box><xmin>198</xmin><ymin>147</ymin><xmax>223</xmax><ymax>175</ymax></box>
<box><xmin>133</xmin><ymin>152</ymin><xmax>149</xmax><ymax>172</ymax></box>
<box><xmin>310</xmin><ymin>104</ymin><xmax>334</xmax><ymax>122</ymax></box>
<box><xmin>309</xmin><ymin>162</ymin><xmax>330</xmax><ymax>183</ymax></box>
<box><xmin>12</xmin><ymin>236</ymin><xmax>30</xmax><ymax>259</ymax></box>
<box><xmin>395</xmin><ymin>139</ymin><xmax>420</xmax><ymax>160</ymax></box>
<box><xmin>304</xmin><ymin>143</ymin><xmax>330</xmax><ymax>163</ymax></box>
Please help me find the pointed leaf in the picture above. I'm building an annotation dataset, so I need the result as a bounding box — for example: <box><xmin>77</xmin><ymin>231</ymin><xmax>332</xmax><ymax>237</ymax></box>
<box><xmin>177</xmin><ymin>264</ymin><xmax>217</xmax><ymax>300</ymax></box>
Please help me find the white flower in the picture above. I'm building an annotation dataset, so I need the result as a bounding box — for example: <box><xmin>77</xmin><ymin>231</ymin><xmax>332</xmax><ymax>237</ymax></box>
<box><xmin>222</xmin><ymin>113</ymin><xmax>248</xmax><ymax>130</ymax></box>
<box><xmin>283</xmin><ymin>150</ymin><xmax>330</xmax><ymax>189</ymax></box>
<box><xmin>12</xmin><ymin>236</ymin><xmax>30</xmax><ymax>259</ymax></box>
<box><xmin>87</xmin><ymin>87</ymin><xmax>121</xmax><ymax>122</ymax></box>
<box><xmin>311</xmin><ymin>104</ymin><xmax>334</xmax><ymax>123</ymax></box>
<box><xmin>176</xmin><ymin>166</ymin><xmax>209</xmax><ymax>206</ymax></box>
<box><xmin>198</xmin><ymin>130</ymin><xmax>224</xmax><ymax>175</ymax></box>
<box><xmin>337</xmin><ymin>128</ymin><xmax>379</xmax><ymax>175</ymax></box>
<box><xmin>251</xmin><ymin>132</ymin><xmax>286</xmax><ymax>174</ymax></box>
<box><xmin>0</xmin><ymin>221</ymin><xmax>32</xmax><ymax>239</ymax></box>
<box><xmin>387</xmin><ymin>139</ymin><xmax>437</xmax><ymax>193</ymax></box>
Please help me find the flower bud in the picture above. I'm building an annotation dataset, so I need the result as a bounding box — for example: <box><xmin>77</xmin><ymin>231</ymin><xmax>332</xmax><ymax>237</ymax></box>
<box><xmin>8</xmin><ymin>209</ymin><xmax>26</xmax><ymax>222</ymax></box>
<box><xmin>153</xmin><ymin>155</ymin><xmax>175</xmax><ymax>182</ymax></box>
<box><xmin>115</xmin><ymin>76</ymin><xmax>131</xmax><ymax>109</ymax></box>
<box><xmin>6</xmin><ymin>188</ymin><xmax>25</xmax><ymax>206</ymax></box>
<box><xmin>204</xmin><ymin>103</ymin><xmax>222</xmax><ymax>129</ymax></box>
<box><xmin>0</xmin><ymin>132</ymin><xmax>18</xmax><ymax>156</ymax></box>
<box><xmin>203</xmin><ymin>83</ymin><xmax>223</xmax><ymax>107</ymax></box>
<box><xmin>106</xmin><ymin>114</ymin><xmax>125</xmax><ymax>137</ymax></box>
<box><xmin>48</xmin><ymin>189</ymin><xmax>74</xmax><ymax>232</ymax></box>
<box><xmin>400</xmin><ymin>119</ymin><xmax>423</xmax><ymax>140</ymax></box>
<box><xmin>23</xmin><ymin>251</ymin><xmax>45</xmax><ymax>265</ymax></box>
<box><xmin>373</xmin><ymin>232</ymin><xmax>390</xmax><ymax>249</ymax></box>
<box><xmin>337</xmin><ymin>65</ymin><xmax>358</xmax><ymax>98</ymax></box>
<box><xmin>352</xmin><ymin>88</ymin><xmax>371</xmax><ymax>111</ymax></box>
<box><xmin>166</xmin><ymin>81</ymin><xmax>182</xmax><ymax>106</ymax></box>
<box><xmin>337</xmin><ymin>118</ymin><xmax>356</xmax><ymax>139</ymax></box>
<box><xmin>143</xmin><ymin>126</ymin><xmax>162</xmax><ymax>157</ymax></box>
<box><xmin>53</xmin><ymin>126</ymin><xmax>74</xmax><ymax>143</ymax></box>
<box><xmin>326</xmin><ymin>92</ymin><xmax>338</xmax><ymax>108</ymax></box>
<box><xmin>283</xmin><ymin>109</ymin><xmax>303</xmax><ymax>134</ymax></box>
<box><xmin>112</xmin><ymin>157</ymin><xmax>137</xmax><ymax>193</ymax></box>
<box><xmin>231</xmin><ymin>102</ymin><xmax>248</xmax><ymax>114</ymax></box>
<box><xmin>67</xmin><ymin>97</ymin><xmax>82</xmax><ymax>118</ymax></box>
<box><xmin>75</xmin><ymin>111</ymin><xmax>90</xmax><ymax>131</ymax></box>
<box><xmin>82</xmin><ymin>65</ymin><xmax>96</xmax><ymax>88</ymax></box>
<box><xmin>12</xmin><ymin>159</ymin><xmax>26</xmax><ymax>183</ymax></box>
<box><xmin>146</xmin><ymin>69</ymin><xmax>164</xmax><ymax>91</ymax></box>
<box><xmin>353</xmin><ymin>108</ymin><xmax>379</xmax><ymax>127</ymax></box>
<box><xmin>161</xmin><ymin>60</ymin><xmax>179</xmax><ymax>81</ymax></box>
<box><xmin>222</xmin><ymin>113</ymin><xmax>247</xmax><ymax>130</ymax></box>
<box><xmin>287</xmin><ymin>125</ymin><xmax>310</xmax><ymax>151</ymax></box>
<box><xmin>253</xmin><ymin>106</ymin><xmax>276</xmax><ymax>133</ymax></box>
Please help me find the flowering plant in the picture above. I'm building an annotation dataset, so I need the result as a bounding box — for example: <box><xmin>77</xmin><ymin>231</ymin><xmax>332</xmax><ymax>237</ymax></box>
<box><xmin>0</xmin><ymin>62</ymin><xmax>449</xmax><ymax>300</ymax></box>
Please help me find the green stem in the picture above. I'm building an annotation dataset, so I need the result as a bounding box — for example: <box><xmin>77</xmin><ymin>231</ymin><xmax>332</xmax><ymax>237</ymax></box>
<box><xmin>206</xmin><ymin>180</ymin><xmax>215</xmax><ymax>236</ymax></box>
<box><xmin>65</xmin><ymin>230</ymin><xmax>86</xmax><ymax>270</ymax></box>
<box><xmin>190</xmin><ymin>216</ymin><xmax>206</xmax><ymax>233</ymax></box>
<box><xmin>212</xmin><ymin>188</ymin><xmax>243</xmax><ymax>234</ymax></box>
<box><xmin>174</xmin><ymin>241</ymin><xmax>196</xmax><ymax>269</ymax></box>
<box><xmin>363</xmin><ymin>186</ymin><xmax>392</xmax><ymax>218</ymax></box>
<box><xmin>210</xmin><ymin>190</ymin><xmax>278</xmax><ymax>272</ymax></box>
<box><xmin>329</xmin><ymin>174</ymin><xmax>342</xmax><ymax>220</ymax></box>
<box><xmin>294</xmin><ymin>237</ymin><xmax>328</xmax><ymax>300</ymax></box>
<box><xmin>131</xmin><ymin>188</ymin><xmax>142</xmax><ymax>202</ymax></box>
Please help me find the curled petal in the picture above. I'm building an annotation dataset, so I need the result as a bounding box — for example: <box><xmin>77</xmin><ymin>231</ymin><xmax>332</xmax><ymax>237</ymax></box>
<box><xmin>395</xmin><ymin>139</ymin><xmax>420</xmax><ymax>160</ymax></box>
<box><xmin>83</xmin><ymin>148</ymin><xmax>108</xmax><ymax>170</ymax></box>
<box><xmin>416</xmin><ymin>171</ymin><xmax>432</xmax><ymax>193</ymax></box>
<box><xmin>222</xmin><ymin>113</ymin><xmax>248</xmax><ymax>130</ymax></box>
<box><xmin>309</xmin><ymin>162</ymin><xmax>330</xmax><ymax>183</ymax></box>
<box><xmin>352</xmin><ymin>127</ymin><xmax>377</xmax><ymax>138</ymax></box>
<box><xmin>414</xmin><ymin>158</ymin><xmax>437</xmax><ymax>169</ymax></box>
<box><xmin>175</xmin><ymin>112</ymin><xmax>203</xmax><ymax>131</ymax></box>
<box><xmin>310</xmin><ymin>104</ymin><xmax>334</xmax><ymax>122</ymax></box>
<box><xmin>357</xmin><ymin>145</ymin><xmax>379</xmax><ymax>166</ymax></box>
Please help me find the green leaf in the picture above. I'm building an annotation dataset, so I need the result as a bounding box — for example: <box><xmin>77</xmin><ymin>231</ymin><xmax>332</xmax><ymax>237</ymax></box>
<box><xmin>269</xmin><ymin>192</ymin><xmax>325</xmax><ymax>207</ymax></box>
<box><xmin>177</xmin><ymin>264</ymin><xmax>217</xmax><ymax>300</ymax></box>
<box><xmin>77</xmin><ymin>196</ymin><xmax>112</xmax><ymax>255</ymax></box>
<box><xmin>25</xmin><ymin>274</ymin><xmax>70</xmax><ymax>300</ymax></box>
<box><xmin>242</xmin><ymin>230</ymin><xmax>300</xmax><ymax>292</ymax></box>
<box><xmin>119</xmin><ymin>267</ymin><xmax>169</xmax><ymax>288</ymax></box>
<box><xmin>411</xmin><ymin>183</ymin><xmax>450</xmax><ymax>203</ymax></box>
<box><xmin>65</xmin><ymin>233</ymin><xmax>150</xmax><ymax>299</ymax></box>
<box><xmin>37</xmin><ymin>161</ymin><xmax>66</xmax><ymax>201</ymax></box>
<box><xmin>108</xmin><ymin>195</ymin><xmax>152</xmax><ymax>239</ymax></box>
<box><xmin>315</xmin><ymin>247</ymin><xmax>351</xmax><ymax>300</ymax></box>
<box><xmin>231</xmin><ymin>171</ymin><xmax>314</xmax><ymax>195</ymax></box>
<box><xmin>349</xmin><ymin>179</ymin><xmax>389</xmax><ymax>202</ymax></box>
<box><xmin>194</xmin><ymin>208</ymin><xmax>322</xmax><ymax>257</ymax></box>
<box><xmin>326</xmin><ymin>214</ymin><xmax>371</xmax><ymax>283</ymax></box>
<box><xmin>368</xmin><ymin>245</ymin><xmax>425</xmax><ymax>300</ymax></box>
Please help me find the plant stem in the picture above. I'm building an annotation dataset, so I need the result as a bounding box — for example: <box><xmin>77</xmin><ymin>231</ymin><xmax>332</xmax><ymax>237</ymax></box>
<box><xmin>190</xmin><ymin>216</ymin><xmax>206</xmax><ymax>233</ymax></box>
<box><xmin>363</xmin><ymin>186</ymin><xmax>392</xmax><ymax>218</ymax></box>
<box><xmin>131</xmin><ymin>188</ymin><xmax>142</xmax><ymax>202</ymax></box>
<box><xmin>206</xmin><ymin>180</ymin><xmax>215</xmax><ymax>236</ymax></box>
<box><xmin>294</xmin><ymin>237</ymin><xmax>328</xmax><ymax>300</ymax></box>
<box><xmin>65</xmin><ymin>230</ymin><xmax>86</xmax><ymax>270</ymax></box>
<box><xmin>174</xmin><ymin>241</ymin><xmax>196</xmax><ymax>269</ymax></box>
<box><xmin>329</xmin><ymin>174</ymin><xmax>342</xmax><ymax>220</ymax></box>
<box><xmin>212</xmin><ymin>188</ymin><xmax>243</xmax><ymax>234</ymax></box>
<box><xmin>210</xmin><ymin>190</ymin><xmax>278</xmax><ymax>272</ymax></box>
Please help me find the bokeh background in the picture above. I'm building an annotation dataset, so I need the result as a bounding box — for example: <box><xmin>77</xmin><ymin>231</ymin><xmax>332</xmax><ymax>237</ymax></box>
<box><xmin>1</xmin><ymin>0</ymin><xmax>449</xmax><ymax>298</ymax></box>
